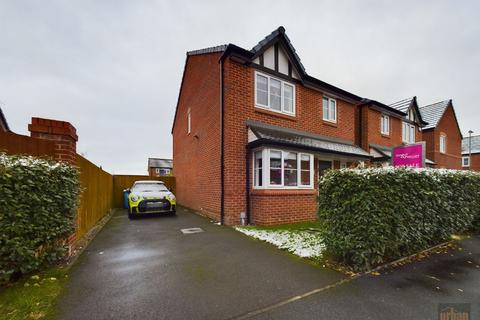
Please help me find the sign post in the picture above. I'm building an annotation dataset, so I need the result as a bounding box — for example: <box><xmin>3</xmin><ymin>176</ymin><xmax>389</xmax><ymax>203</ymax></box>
<box><xmin>392</xmin><ymin>142</ymin><xmax>426</xmax><ymax>168</ymax></box>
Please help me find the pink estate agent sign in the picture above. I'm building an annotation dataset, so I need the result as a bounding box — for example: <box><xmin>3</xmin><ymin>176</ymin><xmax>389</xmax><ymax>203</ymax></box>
<box><xmin>392</xmin><ymin>144</ymin><xmax>424</xmax><ymax>168</ymax></box>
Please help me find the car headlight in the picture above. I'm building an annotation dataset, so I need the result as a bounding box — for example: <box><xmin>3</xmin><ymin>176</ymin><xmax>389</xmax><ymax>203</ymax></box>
<box><xmin>131</xmin><ymin>195</ymin><xmax>140</xmax><ymax>202</ymax></box>
<box><xmin>167</xmin><ymin>194</ymin><xmax>176</xmax><ymax>201</ymax></box>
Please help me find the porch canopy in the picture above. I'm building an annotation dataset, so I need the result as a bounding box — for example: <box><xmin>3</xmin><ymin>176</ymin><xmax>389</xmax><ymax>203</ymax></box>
<box><xmin>246</xmin><ymin>120</ymin><xmax>372</xmax><ymax>160</ymax></box>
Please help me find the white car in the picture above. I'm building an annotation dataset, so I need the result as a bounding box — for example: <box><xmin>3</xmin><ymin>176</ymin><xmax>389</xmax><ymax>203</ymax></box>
<box><xmin>127</xmin><ymin>180</ymin><xmax>176</xmax><ymax>219</ymax></box>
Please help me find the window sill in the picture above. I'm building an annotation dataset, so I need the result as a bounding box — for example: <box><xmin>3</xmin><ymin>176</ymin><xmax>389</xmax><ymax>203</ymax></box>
<box><xmin>381</xmin><ymin>133</ymin><xmax>390</xmax><ymax>138</ymax></box>
<box><xmin>322</xmin><ymin>120</ymin><xmax>337</xmax><ymax>127</ymax></box>
<box><xmin>251</xmin><ymin>189</ymin><xmax>316</xmax><ymax>196</ymax></box>
<box><xmin>254</xmin><ymin>107</ymin><xmax>296</xmax><ymax>121</ymax></box>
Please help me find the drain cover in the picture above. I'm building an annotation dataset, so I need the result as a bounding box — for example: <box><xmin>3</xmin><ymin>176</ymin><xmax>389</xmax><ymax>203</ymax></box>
<box><xmin>181</xmin><ymin>227</ymin><xmax>204</xmax><ymax>234</ymax></box>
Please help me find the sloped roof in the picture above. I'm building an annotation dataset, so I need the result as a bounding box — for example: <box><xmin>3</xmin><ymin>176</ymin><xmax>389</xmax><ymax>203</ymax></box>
<box><xmin>187</xmin><ymin>45</ymin><xmax>228</xmax><ymax>56</ymax></box>
<box><xmin>462</xmin><ymin>135</ymin><xmax>480</xmax><ymax>155</ymax></box>
<box><xmin>388</xmin><ymin>96</ymin><xmax>427</xmax><ymax>125</ymax></box>
<box><xmin>247</xmin><ymin>120</ymin><xmax>371</xmax><ymax>159</ymax></box>
<box><xmin>251</xmin><ymin>26</ymin><xmax>307</xmax><ymax>75</ymax></box>
<box><xmin>419</xmin><ymin>100</ymin><xmax>450</xmax><ymax>130</ymax></box>
<box><xmin>389</xmin><ymin>97</ymin><xmax>415</xmax><ymax>113</ymax></box>
<box><xmin>148</xmin><ymin>158</ymin><xmax>173</xmax><ymax>168</ymax></box>
<box><xmin>0</xmin><ymin>107</ymin><xmax>10</xmax><ymax>132</ymax></box>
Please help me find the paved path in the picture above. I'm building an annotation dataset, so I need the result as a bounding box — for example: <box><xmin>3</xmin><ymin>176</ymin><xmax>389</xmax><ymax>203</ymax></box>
<box><xmin>57</xmin><ymin>208</ymin><xmax>344</xmax><ymax>320</ymax></box>
<box><xmin>58</xmin><ymin>208</ymin><xmax>480</xmax><ymax>319</ymax></box>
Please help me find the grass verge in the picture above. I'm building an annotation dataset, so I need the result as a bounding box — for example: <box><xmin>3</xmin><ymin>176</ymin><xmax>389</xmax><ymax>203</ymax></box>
<box><xmin>0</xmin><ymin>267</ymin><xmax>68</xmax><ymax>320</ymax></box>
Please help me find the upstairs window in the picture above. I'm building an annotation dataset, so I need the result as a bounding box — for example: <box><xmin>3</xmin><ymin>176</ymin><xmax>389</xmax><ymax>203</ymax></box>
<box><xmin>440</xmin><ymin>135</ymin><xmax>447</xmax><ymax>153</ymax></box>
<box><xmin>322</xmin><ymin>97</ymin><xmax>337</xmax><ymax>122</ymax></box>
<box><xmin>255</xmin><ymin>72</ymin><xmax>295</xmax><ymax>115</ymax></box>
<box><xmin>380</xmin><ymin>115</ymin><xmax>390</xmax><ymax>135</ymax></box>
<box><xmin>462</xmin><ymin>156</ymin><xmax>470</xmax><ymax>167</ymax></box>
<box><xmin>402</xmin><ymin>122</ymin><xmax>415</xmax><ymax>143</ymax></box>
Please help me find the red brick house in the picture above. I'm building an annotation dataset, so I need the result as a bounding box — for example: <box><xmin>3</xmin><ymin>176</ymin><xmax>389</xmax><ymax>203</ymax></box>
<box><xmin>172</xmin><ymin>27</ymin><xmax>463</xmax><ymax>225</ymax></box>
<box><xmin>462</xmin><ymin>135</ymin><xmax>480</xmax><ymax>171</ymax></box>
<box><xmin>359</xmin><ymin>96</ymin><xmax>428</xmax><ymax>165</ymax></box>
<box><xmin>148</xmin><ymin>158</ymin><xmax>173</xmax><ymax>177</ymax></box>
<box><xmin>419</xmin><ymin>100</ymin><xmax>463</xmax><ymax>169</ymax></box>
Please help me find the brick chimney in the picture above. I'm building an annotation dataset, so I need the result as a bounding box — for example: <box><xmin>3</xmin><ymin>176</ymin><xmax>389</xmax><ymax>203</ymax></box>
<box><xmin>28</xmin><ymin>117</ymin><xmax>78</xmax><ymax>165</ymax></box>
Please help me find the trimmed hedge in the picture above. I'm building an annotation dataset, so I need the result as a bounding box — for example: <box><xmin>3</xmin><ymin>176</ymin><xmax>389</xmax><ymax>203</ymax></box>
<box><xmin>318</xmin><ymin>167</ymin><xmax>480</xmax><ymax>271</ymax></box>
<box><xmin>0</xmin><ymin>154</ymin><xmax>79</xmax><ymax>283</ymax></box>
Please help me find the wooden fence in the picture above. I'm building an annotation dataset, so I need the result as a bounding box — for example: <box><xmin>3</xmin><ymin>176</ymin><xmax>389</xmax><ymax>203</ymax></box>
<box><xmin>76</xmin><ymin>155</ymin><xmax>114</xmax><ymax>239</ymax></box>
<box><xmin>0</xmin><ymin>131</ymin><xmax>56</xmax><ymax>158</ymax></box>
<box><xmin>112</xmin><ymin>175</ymin><xmax>176</xmax><ymax>208</ymax></box>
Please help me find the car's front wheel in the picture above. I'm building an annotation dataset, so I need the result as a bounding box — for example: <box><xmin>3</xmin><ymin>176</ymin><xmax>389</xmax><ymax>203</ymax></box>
<box><xmin>128</xmin><ymin>208</ymin><xmax>135</xmax><ymax>220</ymax></box>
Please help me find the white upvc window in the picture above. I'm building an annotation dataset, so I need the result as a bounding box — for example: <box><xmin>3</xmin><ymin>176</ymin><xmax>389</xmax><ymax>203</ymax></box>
<box><xmin>402</xmin><ymin>122</ymin><xmax>415</xmax><ymax>143</ymax></box>
<box><xmin>255</xmin><ymin>72</ymin><xmax>295</xmax><ymax>115</ymax></box>
<box><xmin>462</xmin><ymin>156</ymin><xmax>470</xmax><ymax>167</ymax></box>
<box><xmin>380</xmin><ymin>114</ymin><xmax>390</xmax><ymax>135</ymax></box>
<box><xmin>187</xmin><ymin>109</ymin><xmax>191</xmax><ymax>134</ymax></box>
<box><xmin>322</xmin><ymin>96</ymin><xmax>337</xmax><ymax>122</ymax></box>
<box><xmin>253</xmin><ymin>149</ymin><xmax>313</xmax><ymax>189</ymax></box>
<box><xmin>440</xmin><ymin>135</ymin><xmax>447</xmax><ymax>153</ymax></box>
<box><xmin>340</xmin><ymin>161</ymin><xmax>347</xmax><ymax>169</ymax></box>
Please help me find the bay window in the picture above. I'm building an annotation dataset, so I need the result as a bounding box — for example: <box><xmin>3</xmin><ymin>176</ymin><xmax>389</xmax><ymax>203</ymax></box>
<box><xmin>255</xmin><ymin>72</ymin><xmax>295</xmax><ymax>115</ymax></box>
<box><xmin>253</xmin><ymin>149</ymin><xmax>313</xmax><ymax>189</ymax></box>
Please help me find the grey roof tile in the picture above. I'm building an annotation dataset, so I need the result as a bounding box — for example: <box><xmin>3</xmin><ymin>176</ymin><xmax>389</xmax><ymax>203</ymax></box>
<box><xmin>247</xmin><ymin>120</ymin><xmax>371</xmax><ymax>158</ymax></box>
<box><xmin>419</xmin><ymin>100</ymin><xmax>450</xmax><ymax>130</ymax></box>
<box><xmin>462</xmin><ymin>135</ymin><xmax>480</xmax><ymax>154</ymax></box>
<box><xmin>0</xmin><ymin>107</ymin><xmax>9</xmax><ymax>132</ymax></box>
<box><xmin>389</xmin><ymin>97</ymin><xmax>415</xmax><ymax>113</ymax></box>
<box><xmin>148</xmin><ymin>158</ymin><xmax>173</xmax><ymax>168</ymax></box>
<box><xmin>187</xmin><ymin>45</ymin><xmax>227</xmax><ymax>56</ymax></box>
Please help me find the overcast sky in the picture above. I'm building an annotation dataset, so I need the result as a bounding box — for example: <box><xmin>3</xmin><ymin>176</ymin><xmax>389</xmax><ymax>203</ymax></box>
<box><xmin>1</xmin><ymin>1</ymin><xmax>479</xmax><ymax>174</ymax></box>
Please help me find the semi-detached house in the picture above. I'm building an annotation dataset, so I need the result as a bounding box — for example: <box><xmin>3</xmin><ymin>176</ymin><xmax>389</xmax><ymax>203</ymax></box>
<box><xmin>171</xmin><ymin>26</ymin><xmax>463</xmax><ymax>226</ymax></box>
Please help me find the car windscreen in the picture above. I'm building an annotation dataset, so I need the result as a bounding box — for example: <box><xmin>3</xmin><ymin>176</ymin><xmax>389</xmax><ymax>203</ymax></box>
<box><xmin>132</xmin><ymin>183</ymin><xmax>169</xmax><ymax>192</ymax></box>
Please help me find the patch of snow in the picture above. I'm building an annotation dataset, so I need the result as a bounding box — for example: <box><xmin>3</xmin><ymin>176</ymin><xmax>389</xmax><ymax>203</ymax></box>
<box><xmin>235</xmin><ymin>227</ymin><xmax>325</xmax><ymax>258</ymax></box>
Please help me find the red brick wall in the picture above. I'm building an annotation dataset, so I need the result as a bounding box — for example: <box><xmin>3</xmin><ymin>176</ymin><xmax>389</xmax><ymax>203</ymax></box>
<box><xmin>363</xmin><ymin>108</ymin><xmax>404</xmax><ymax>149</ymax></box>
<box><xmin>466</xmin><ymin>154</ymin><xmax>480</xmax><ymax>171</ymax></box>
<box><xmin>28</xmin><ymin>117</ymin><xmax>78</xmax><ymax>164</ymax></box>
<box><xmin>222</xmin><ymin>58</ymin><xmax>358</xmax><ymax>225</ymax></box>
<box><xmin>172</xmin><ymin>53</ymin><xmax>222</xmax><ymax>220</ymax></box>
<box><xmin>421</xmin><ymin>104</ymin><xmax>462</xmax><ymax>169</ymax></box>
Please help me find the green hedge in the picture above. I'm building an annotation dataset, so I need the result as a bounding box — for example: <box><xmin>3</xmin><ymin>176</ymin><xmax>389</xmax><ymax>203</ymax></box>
<box><xmin>318</xmin><ymin>167</ymin><xmax>480</xmax><ymax>271</ymax></box>
<box><xmin>0</xmin><ymin>154</ymin><xmax>79</xmax><ymax>283</ymax></box>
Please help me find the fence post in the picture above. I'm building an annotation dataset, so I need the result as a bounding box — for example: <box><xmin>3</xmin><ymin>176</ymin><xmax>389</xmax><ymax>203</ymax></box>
<box><xmin>28</xmin><ymin>117</ymin><xmax>78</xmax><ymax>165</ymax></box>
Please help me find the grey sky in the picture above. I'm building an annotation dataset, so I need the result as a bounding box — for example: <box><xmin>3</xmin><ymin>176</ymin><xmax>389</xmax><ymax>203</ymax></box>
<box><xmin>1</xmin><ymin>1</ymin><xmax>479</xmax><ymax>174</ymax></box>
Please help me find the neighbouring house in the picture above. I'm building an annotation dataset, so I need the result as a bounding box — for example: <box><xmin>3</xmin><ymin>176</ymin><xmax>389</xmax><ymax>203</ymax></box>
<box><xmin>171</xmin><ymin>26</ymin><xmax>464</xmax><ymax>226</ymax></box>
<box><xmin>358</xmin><ymin>96</ymin><xmax>428</xmax><ymax>166</ymax></box>
<box><xmin>148</xmin><ymin>158</ymin><xmax>173</xmax><ymax>177</ymax></box>
<box><xmin>461</xmin><ymin>135</ymin><xmax>480</xmax><ymax>171</ymax></box>
<box><xmin>0</xmin><ymin>107</ymin><xmax>10</xmax><ymax>132</ymax></box>
<box><xmin>419</xmin><ymin>100</ymin><xmax>463</xmax><ymax>169</ymax></box>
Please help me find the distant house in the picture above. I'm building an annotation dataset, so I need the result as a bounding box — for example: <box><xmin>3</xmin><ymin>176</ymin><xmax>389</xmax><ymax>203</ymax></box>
<box><xmin>462</xmin><ymin>135</ymin><xmax>480</xmax><ymax>171</ymax></box>
<box><xmin>0</xmin><ymin>107</ymin><xmax>10</xmax><ymax>132</ymax></box>
<box><xmin>148</xmin><ymin>158</ymin><xmax>173</xmax><ymax>177</ymax></box>
<box><xmin>419</xmin><ymin>100</ymin><xmax>463</xmax><ymax>169</ymax></box>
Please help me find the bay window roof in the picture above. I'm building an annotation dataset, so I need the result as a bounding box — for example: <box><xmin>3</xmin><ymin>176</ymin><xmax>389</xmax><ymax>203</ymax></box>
<box><xmin>246</xmin><ymin>120</ymin><xmax>371</xmax><ymax>159</ymax></box>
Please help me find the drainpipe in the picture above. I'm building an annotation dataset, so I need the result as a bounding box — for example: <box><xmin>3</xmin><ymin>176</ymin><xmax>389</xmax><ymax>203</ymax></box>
<box><xmin>220</xmin><ymin>59</ymin><xmax>225</xmax><ymax>225</ymax></box>
<box><xmin>245</xmin><ymin>147</ymin><xmax>251</xmax><ymax>225</ymax></box>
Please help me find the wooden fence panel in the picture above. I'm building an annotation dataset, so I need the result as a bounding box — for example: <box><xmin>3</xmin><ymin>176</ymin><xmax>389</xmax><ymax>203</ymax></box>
<box><xmin>76</xmin><ymin>155</ymin><xmax>114</xmax><ymax>238</ymax></box>
<box><xmin>0</xmin><ymin>131</ymin><xmax>56</xmax><ymax>158</ymax></box>
<box><xmin>112</xmin><ymin>175</ymin><xmax>176</xmax><ymax>208</ymax></box>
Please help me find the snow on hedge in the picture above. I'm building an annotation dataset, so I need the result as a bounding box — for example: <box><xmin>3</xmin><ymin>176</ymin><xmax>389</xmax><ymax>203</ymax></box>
<box><xmin>235</xmin><ymin>227</ymin><xmax>325</xmax><ymax>258</ymax></box>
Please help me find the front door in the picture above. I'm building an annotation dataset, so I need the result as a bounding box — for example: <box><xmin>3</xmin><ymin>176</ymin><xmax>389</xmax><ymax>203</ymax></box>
<box><xmin>318</xmin><ymin>160</ymin><xmax>332</xmax><ymax>178</ymax></box>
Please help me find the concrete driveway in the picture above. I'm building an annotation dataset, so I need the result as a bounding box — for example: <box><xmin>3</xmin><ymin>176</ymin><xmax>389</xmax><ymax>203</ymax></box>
<box><xmin>57</xmin><ymin>208</ymin><xmax>480</xmax><ymax>320</ymax></box>
<box><xmin>57</xmin><ymin>208</ymin><xmax>345</xmax><ymax>320</ymax></box>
